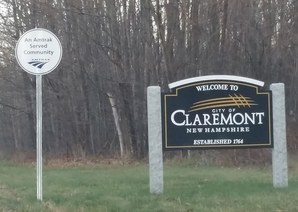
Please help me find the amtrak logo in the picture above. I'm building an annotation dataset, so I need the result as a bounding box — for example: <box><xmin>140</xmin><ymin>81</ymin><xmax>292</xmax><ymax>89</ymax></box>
<box><xmin>28</xmin><ymin>61</ymin><xmax>49</xmax><ymax>69</ymax></box>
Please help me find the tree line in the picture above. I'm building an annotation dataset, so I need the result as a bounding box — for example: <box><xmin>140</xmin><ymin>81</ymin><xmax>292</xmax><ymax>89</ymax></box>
<box><xmin>0</xmin><ymin>0</ymin><xmax>297</xmax><ymax>160</ymax></box>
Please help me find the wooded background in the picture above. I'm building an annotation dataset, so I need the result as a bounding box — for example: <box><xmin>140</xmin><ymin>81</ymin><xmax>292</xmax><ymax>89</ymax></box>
<box><xmin>0</xmin><ymin>0</ymin><xmax>297</xmax><ymax>162</ymax></box>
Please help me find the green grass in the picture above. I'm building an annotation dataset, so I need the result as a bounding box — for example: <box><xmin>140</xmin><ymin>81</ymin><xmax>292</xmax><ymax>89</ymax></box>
<box><xmin>0</xmin><ymin>162</ymin><xmax>298</xmax><ymax>212</ymax></box>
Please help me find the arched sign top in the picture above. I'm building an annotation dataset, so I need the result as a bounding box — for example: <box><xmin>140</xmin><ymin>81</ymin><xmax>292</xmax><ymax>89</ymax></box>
<box><xmin>169</xmin><ymin>75</ymin><xmax>265</xmax><ymax>89</ymax></box>
<box><xmin>162</xmin><ymin>75</ymin><xmax>272</xmax><ymax>150</ymax></box>
<box><xmin>15</xmin><ymin>28</ymin><xmax>62</xmax><ymax>75</ymax></box>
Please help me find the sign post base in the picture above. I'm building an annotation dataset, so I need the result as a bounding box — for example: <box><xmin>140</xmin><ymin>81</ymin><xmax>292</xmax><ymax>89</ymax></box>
<box><xmin>270</xmin><ymin>83</ymin><xmax>288</xmax><ymax>188</ymax></box>
<box><xmin>147</xmin><ymin>86</ymin><xmax>163</xmax><ymax>194</ymax></box>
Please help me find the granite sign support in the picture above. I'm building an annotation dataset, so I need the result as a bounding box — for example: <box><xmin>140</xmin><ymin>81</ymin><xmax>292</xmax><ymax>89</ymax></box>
<box><xmin>147</xmin><ymin>86</ymin><xmax>164</xmax><ymax>194</ymax></box>
<box><xmin>270</xmin><ymin>83</ymin><xmax>288</xmax><ymax>188</ymax></box>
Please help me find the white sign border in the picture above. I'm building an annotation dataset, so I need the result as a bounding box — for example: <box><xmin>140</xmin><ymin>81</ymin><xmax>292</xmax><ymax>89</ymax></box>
<box><xmin>169</xmin><ymin>75</ymin><xmax>265</xmax><ymax>89</ymax></box>
<box><xmin>15</xmin><ymin>28</ymin><xmax>63</xmax><ymax>75</ymax></box>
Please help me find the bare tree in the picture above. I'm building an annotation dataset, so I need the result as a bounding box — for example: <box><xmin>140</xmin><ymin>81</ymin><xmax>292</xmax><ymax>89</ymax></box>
<box><xmin>0</xmin><ymin>0</ymin><xmax>297</xmax><ymax>161</ymax></box>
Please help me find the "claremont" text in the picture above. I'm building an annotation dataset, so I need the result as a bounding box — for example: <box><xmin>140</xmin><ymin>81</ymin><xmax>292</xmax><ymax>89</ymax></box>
<box><xmin>170</xmin><ymin>110</ymin><xmax>265</xmax><ymax>126</ymax></box>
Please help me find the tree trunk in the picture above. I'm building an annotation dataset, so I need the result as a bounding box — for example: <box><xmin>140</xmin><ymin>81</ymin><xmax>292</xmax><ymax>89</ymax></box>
<box><xmin>107</xmin><ymin>92</ymin><xmax>124</xmax><ymax>158</ymax></box>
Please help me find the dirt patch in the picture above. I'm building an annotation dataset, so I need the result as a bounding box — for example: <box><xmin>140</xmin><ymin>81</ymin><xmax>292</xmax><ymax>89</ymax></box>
<box><xmin>0</xmin><ymin>184</ymin><xmax>19</xmax><ymax>199</ymax></box>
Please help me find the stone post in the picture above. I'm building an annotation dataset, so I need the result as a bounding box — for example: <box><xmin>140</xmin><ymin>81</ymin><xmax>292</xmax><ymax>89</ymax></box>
<box><xmin>270</xmin><ymin>83</ymin><xmax>288</xmax><ymax>188</ymax></box>
<box><xmin>147</xmin><ymin>86</ymin><xmax>164</xmax><ymax>194</ymax></box>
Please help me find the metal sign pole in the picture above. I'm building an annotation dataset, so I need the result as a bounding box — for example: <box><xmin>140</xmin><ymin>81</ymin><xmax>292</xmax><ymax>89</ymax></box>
<box><xmin>36</xmin><ymin>74</ymin><xmax>43</xmax><ymax>201</ymax></box>
<box><xmin>15</xmin><ymin>28</ymin><xmax>62</xmax><ymax>201</ymax></box>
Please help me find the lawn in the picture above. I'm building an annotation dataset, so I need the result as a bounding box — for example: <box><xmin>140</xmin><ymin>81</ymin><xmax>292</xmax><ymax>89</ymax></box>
<box><xmin>0</xmin><ymin>161</ymin><xmax>298</xmax><ymax>212</ymax></box>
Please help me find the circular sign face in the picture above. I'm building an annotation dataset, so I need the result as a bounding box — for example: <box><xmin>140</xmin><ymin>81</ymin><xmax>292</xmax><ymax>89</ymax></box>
<box><xmin>15</xmin><ymin>28</ymin><xmax>62</xmax><ymax>75</ymax></box>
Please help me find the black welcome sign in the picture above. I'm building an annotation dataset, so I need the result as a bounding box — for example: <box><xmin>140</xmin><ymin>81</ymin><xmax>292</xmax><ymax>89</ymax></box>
<box><xmin>162</xmin><ymin>75</ymin><xmax>273</xmax><ymax>150</ymax></box>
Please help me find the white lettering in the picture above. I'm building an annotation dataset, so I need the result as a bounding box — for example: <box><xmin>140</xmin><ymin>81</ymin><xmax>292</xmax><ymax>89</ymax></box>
<box><xmin>170</xmin><ymin>110</ymin><xmax>185</xmax><ymax>126</ymax></box>
<box><xmin>170</xmin><ymin>110</ymin><xmax>265</xmax><ymax>127</ymax></box>
<box><xmin>196</xmin><ymin>84</ymin><xmax>229</xmax><ymax>92</ymax></box>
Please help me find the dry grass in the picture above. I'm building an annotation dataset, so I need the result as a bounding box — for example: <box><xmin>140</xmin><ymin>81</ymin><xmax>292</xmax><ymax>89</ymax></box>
<box><xmin>0</xmin><ymin>161</ymin><xmax>298</xmax><ymax>212</ymax></box>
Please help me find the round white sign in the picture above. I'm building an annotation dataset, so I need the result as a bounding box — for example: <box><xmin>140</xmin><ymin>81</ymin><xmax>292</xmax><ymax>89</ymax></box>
<box><xmin>15</xmin><ymin>28</ymin><xmax>62</xmax><ymax>75</ymax></box>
